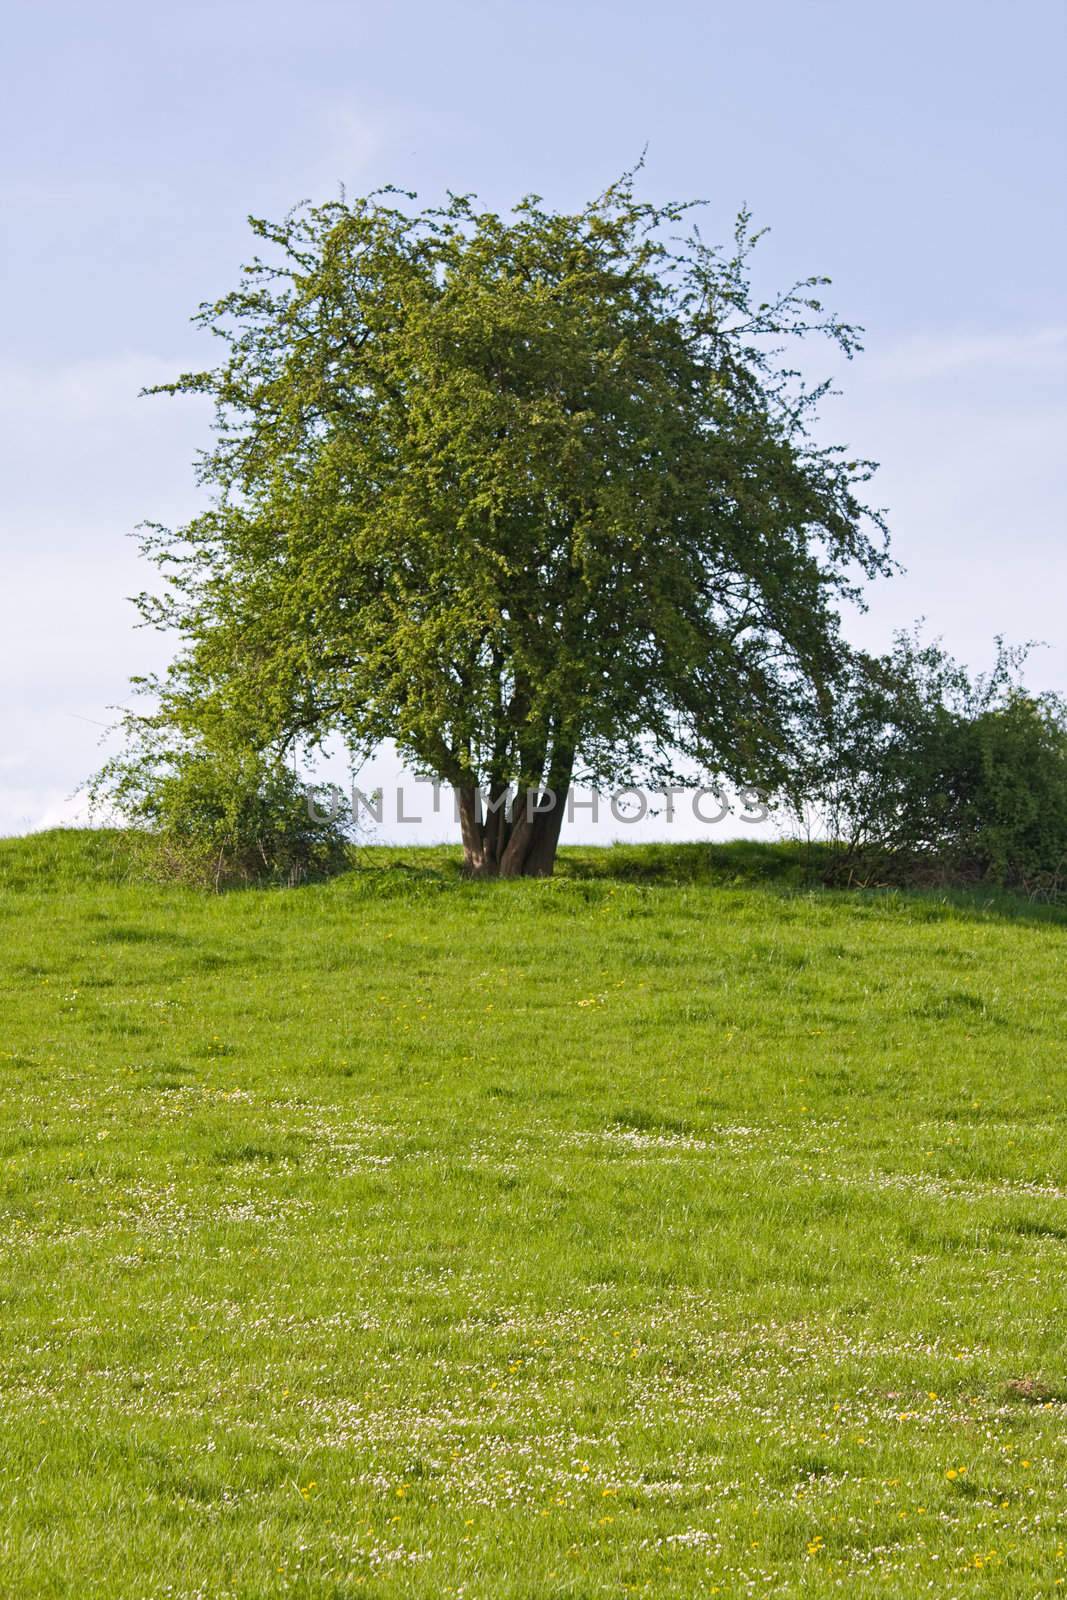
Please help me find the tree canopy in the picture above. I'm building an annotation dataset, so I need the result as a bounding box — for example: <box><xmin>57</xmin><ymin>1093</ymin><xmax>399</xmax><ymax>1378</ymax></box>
<box><xmin>130</xmin><ymin>170</ymin><xmax>890</xmax><ymax>876</ymax></box>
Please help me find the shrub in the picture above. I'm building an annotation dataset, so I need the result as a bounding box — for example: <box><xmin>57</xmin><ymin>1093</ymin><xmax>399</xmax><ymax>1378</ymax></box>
<box><xmin>805</xmin><ymin>635</ymin><xmax>1067</xmax><ymax>893</ymax></box>
<box><xmin>89</xmin><ymin>729</ymin><xmax>352</xmax><ymax>889</ymax></box>
<box><xmin>954</xmin><ymin>695</ymin><xmax>1067</xmax><ymax>890</ymax></box>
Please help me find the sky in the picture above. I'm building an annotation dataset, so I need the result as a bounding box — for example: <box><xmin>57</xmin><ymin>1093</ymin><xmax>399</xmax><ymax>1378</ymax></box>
<box><xmin>1</xmin><ymin>0</ymin><xmax>1064</xmax><ymax>843</ymax></box>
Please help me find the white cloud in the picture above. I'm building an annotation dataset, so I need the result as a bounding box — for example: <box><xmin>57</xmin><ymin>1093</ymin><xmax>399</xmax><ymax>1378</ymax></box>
<box><xmin>869</xmin><ymin>325</ymin><xmax>1067</xmax><ymax>382</ymax></box>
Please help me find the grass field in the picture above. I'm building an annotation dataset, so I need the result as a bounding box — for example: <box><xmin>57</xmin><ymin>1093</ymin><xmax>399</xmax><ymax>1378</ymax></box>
<box><xmin>1</xmin><ymin>829</ymin><xmax>1065</xmax><ymax>1597</ymax></box>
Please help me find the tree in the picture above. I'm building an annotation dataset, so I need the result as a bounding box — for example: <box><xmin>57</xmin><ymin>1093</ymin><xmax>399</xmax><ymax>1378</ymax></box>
<box><xmin>130</xmin><ymin>169</ymin><xmax>890</xmax><ymax>876</ymax></box>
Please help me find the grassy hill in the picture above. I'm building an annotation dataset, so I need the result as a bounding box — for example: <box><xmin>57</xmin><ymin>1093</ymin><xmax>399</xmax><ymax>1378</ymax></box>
<box><xmin>1</xmin><ymin>830</ymin><xmax>1065</xmax><ymax>1596</ymax></box>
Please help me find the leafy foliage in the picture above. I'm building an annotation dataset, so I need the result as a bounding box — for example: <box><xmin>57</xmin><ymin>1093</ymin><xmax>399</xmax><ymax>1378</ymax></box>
<box><xmin>128</xmin><ymin>168</ymin><xmax>889</xmax><ymax>874</ymax></box>
<box><xmin>89</xmin><ymin>726</ymin><xmax>351</xmax><ymax>889</ymax></box>
<box><xmin>806</xmin><ymin>635</ymin><xmax>1067</xmax><ymax>893</ymax></box>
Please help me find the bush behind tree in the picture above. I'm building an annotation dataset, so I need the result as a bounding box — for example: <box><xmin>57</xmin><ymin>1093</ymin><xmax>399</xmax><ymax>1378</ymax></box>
<box><xmin>805</xmin><ymin>634</ymin><xmax>1067</xmax><ymax>895</ymax></box>
<box><xmin>88</xmin><ymin>726</ymin><xmax>352</xmax><ymax>889</ymax></box>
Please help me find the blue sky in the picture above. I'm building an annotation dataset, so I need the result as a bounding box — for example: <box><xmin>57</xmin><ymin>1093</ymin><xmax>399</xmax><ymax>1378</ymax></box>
<box><xmin>1</xmin><ymin>0</ymin><xmax>1064</xmax><ymax>839</ymax></box>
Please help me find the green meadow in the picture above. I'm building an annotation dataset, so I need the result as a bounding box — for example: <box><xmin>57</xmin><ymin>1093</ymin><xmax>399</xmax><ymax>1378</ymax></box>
<box><xmin>1</xmin><ymin>829</ymin><xmax>1065</xmax><ymax>1597</ymax></box>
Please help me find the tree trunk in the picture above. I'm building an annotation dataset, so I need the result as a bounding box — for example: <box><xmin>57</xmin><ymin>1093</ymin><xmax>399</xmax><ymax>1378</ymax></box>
<box><xmin>458</xmin><ymin>772</ymin><xmax>572</xmax><ymax>879</ymax></box>
<box><xmin>457</xmin><ymin>784</ymin><xmax>494</xmax><ymax>877</ymax></box>
<box><xmin>524</xmin><ymin>790</ymin><xmax>568</xmax><ymax>876</ymax></box>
